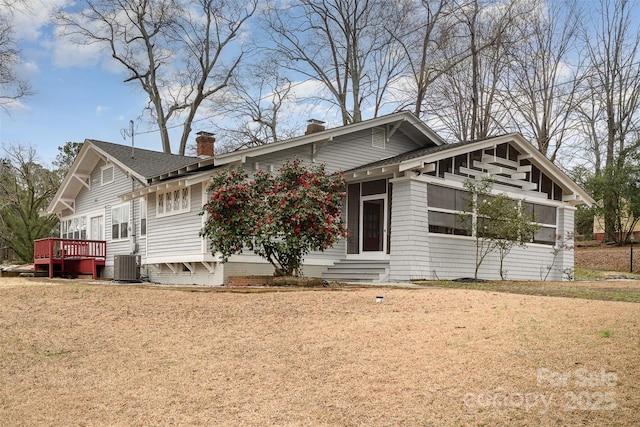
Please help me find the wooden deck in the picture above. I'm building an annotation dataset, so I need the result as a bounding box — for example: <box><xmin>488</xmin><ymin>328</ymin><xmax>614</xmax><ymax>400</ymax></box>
<box><xmin>34</xmin><ymin>238</ymin><xmax>106</xmax><ymax>279</ymax></box>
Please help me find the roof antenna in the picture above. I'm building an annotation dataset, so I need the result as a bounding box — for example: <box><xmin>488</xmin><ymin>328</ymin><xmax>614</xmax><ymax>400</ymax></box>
<box><xmin>120</xmin><ymin>120</ymin><xmax>135</xmax><ymax>158</ymax></box>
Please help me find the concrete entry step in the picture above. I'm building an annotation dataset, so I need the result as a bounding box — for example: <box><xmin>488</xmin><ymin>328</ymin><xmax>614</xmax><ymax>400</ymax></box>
<box><xmin>322</xmin><ymin>259</ymin><xmax>390</xmax><ymax>283</ymax></box>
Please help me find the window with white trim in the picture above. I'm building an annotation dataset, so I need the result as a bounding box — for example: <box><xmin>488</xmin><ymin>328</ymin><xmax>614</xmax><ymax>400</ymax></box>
<box><xmin>427</xmin><ymin>183</ymin><xmax>558</xmax><ymax>245</ymax></box>
<box><xmin>61</xmin><ymin>216</ymin><xmax>87</xmax><ymax>239</ymax></box>
<box><xmin>157</xmin><ymin>187</ymin><xmax>190</xmax><ymax>217</ymax></box>
<box><xmin>111</xmin><ymin>204</ymin><xmax>129</xmax><ymax>240</ymax></box>
<box><xmin>101</xmin><ymin>165</ymin><xmax>114</xmax><ymax>185</ymax></box>
<box><xmin>427</xmin><ymin>184</ymin><xmax>472</xmax><ymax>236</ymax></box>
<box><xmin>525</xmin><ymin>202</ymin><xmax>557</xmax><ymax>244</ymax></box>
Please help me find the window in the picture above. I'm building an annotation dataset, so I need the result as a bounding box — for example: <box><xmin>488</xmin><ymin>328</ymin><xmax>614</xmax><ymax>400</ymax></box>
<box><xmin>428</xmin><ymin>184</ymin><xmax>558</xmax><ymax>245</ymax></box>
<box><xmin>158</xmin><ymin>193</ymin><xmax>165</xmax><ymax>214</ymax></box>
<box><xmin>181</xmin><ymin>188</ymin><xmax>189</xmax><ymax>209</ymax></box>
<box><xmin>90</xmin><ymin>216</ymin><xmax>104</xmax><ymax>240</ymax></box>
<box><xmin>111</xmin><ymin>205</ymin><xmax>129</xmax><ymax>240</ymax></box>
<box><xmin>61</xmin><ymin>216</ymin><xmax>87</xmax><ymax>239</ymax></box>
<box><xmin>101</xmin><ymin>165</ymin><xmax>114</xmax><ymax>185</ymax></box>
<box><xmin>140</xmin><ymin>198</ymin><xmax>147</xmax><ymax>236</ymax></box>
<box><xmin>427</xmin><ymin>184</ymin><xmax>472</xmax><ymax>236</ymax></box>
<box><xmin>525</xmin><ymin>203</ymin><xmax>557</xmax><ymax>244</ymax></box>
<box><xmin>428</xmin><ymin>211</ymin><xmax>472</xmax><ymax>235</ymax></box>
<box><xmin>173</xmin><ymin>189</ymin><xmax>180</xmax><ymax>211</ymax></box>
<box><xmin>429</xmin><ymin>184</ymin><xmax>471</xmax><ymax>212</ymax></box>
<box><xmin>156</xmin><ymin>187</ymin><xmax>190</xmax><ymax>217</ymax></box>
<box><xmin>362</xmin><ymin>179</ymin><xmax>387</xmax><ymax>196</ymax></box>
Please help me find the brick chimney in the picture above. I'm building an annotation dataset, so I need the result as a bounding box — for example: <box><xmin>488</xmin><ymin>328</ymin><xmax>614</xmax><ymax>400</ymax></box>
<box><xmin>305</xmin><ymin>119</ymin><xmax>326</xmax><ymax>135</ymax></box>
<box><xmin>196</xmin><ymin>131</ymin><xmax>215</xmax><ymax>158</ymax></box>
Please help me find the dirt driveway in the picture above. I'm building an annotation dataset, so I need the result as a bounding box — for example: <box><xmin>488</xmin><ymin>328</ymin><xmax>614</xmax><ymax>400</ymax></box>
<box><xmin>1</xmin><ymin>277</ymin><xmax>638</xmax><ymax>426</ymax></box>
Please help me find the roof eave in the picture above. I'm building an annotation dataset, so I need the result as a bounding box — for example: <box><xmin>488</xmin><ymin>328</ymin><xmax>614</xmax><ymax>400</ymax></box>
<box><xmin>45</xmin><ymin>140</ymin><xmax>94</xmax><ymax>215</ymax></box>
<box><xmin>147</xmin><ymin>157</ymin><xmax>216</xmax><ymax>183</ymax></box>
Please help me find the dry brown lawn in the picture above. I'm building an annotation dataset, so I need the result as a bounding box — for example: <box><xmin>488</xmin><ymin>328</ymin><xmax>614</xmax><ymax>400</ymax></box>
<box><xmin>576</xmin><ymin>244</ymin><xmax>640</xmax><ymax>274</ymax></box>
<box><xmin>1</xmin><ymin>277</ymin><xmax>639</xmax><ymax>426</ymax></box>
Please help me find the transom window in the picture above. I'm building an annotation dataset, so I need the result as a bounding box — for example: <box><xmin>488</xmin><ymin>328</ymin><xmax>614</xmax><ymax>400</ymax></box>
<box><xmin>61</xmin><ymin>216</ymin><xmax>87</xmax><ymax>240</ymax></box>
<box><xmin>157</xmin><ymin>187</ymin><xmax>190</xmax><ymax>217</ymax></box>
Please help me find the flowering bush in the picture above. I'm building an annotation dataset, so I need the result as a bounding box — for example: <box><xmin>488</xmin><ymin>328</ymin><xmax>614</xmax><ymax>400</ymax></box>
<box><xmin>201</xmin><ymin>160</ymin><xmax>347</xmax><ymax>276</ymax></box>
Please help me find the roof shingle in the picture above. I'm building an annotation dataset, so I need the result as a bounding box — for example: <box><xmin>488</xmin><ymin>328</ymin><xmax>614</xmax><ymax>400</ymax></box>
<box><xmin>89</xmin><ymin>140</ymin><xmax>204</xmax><ymax>180</ymax></box>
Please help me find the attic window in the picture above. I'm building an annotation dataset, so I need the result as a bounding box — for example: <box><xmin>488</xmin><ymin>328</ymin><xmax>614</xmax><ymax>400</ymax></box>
<box><xmin>101</xmin><ymin>165</ymin><xmax>114</xmax><ymax>185</ymax></box>
<box><xmin>372</xmin><ymin>127</ymin><xmax>385</xmax><ymax>149</ymax></box>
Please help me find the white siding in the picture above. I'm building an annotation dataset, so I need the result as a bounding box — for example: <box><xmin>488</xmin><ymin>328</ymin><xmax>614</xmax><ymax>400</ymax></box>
<box><xmin>144</xmin><ymin>262</ymin><xmax>224</xmax><ymax>286</ymax></box>
<box><xmin>554</xmin><ymin>207</ymin><xmax>575</xmax><ymax>281</ymax></box>
<box><xmin>146</xmin><ymin>183</ymin><xmax>205</xmax><ymax>258</ymax></box>
<box><xmin>389</xmin><ymin>178</ymin><xmax>430</xmax><ymax>281</ymax></box>
<box><xmin>61</xmin><ymin>160</ymin><xmax>145</xmax><ymax>277</ymax></box>
<box><xmin>244</xmin><ymin>130</ymin><xmax>422</xmax><ymax>175</ymax></box>
<box><xmin>306</xmin><ymin>239</ymin><xmax>346</xmax><ymax>262</ymax></box>
<box><xmin>427</xmin><ymin>235</ymin><xmax>564</xmax><ymax>281</ymax></box>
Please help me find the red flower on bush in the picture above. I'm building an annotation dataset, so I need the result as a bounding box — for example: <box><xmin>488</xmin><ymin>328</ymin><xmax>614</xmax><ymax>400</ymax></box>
<box><xmin>201</xmin><ymin>160</ymin><xmax>347</xmax><ymax>276</ymax></box>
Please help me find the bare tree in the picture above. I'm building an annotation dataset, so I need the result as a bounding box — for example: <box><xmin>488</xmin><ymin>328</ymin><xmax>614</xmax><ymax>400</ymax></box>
<box><xmin>212</xmin><ymin>57</ymin><xmax>304</xmax><ymax>152</ymax></box>
<box><xmin>0</xmin><ymin>3</ymin><xmax>32</xmax><ymax>111</ymax></box>
<box><xmin>426</xmin><ymin>0</ymin><xmax>533</xmax><ymax>142</ymax></box>
<box><xmin>577</xmin><ymin>0</ymin><xmax>640</xmax><ymax>243</ymax></box>
<box><xmin>389</xmin><ymin>0</ymin><xmax>464</xmax><ymax>118</ymax></box>
<box><xmin>264</xmin><ymin>0</ymin><xmax>402</xmax><ymax>125</ymax></box>
<box><xmin>502</xmin><ymin>0</ymin><xmax>582</xmax><ymax>162</ymax></box>
<box><xmin>58</xmin><ymin>0</ymin><xmax>257</xmax><ymax>155</ymax></box>
<box><xmin>572</xmin><ymin>84</ymin><xmax>606</xmax><ymax>173</ymax></box>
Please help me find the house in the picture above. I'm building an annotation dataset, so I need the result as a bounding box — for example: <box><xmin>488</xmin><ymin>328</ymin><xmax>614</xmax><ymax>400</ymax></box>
<box><xmin>43</xmin><ymin>111</ymin><xmax>593</xmax><ymax>284</ymax></box>
<box><xmin>593</xmin><ymin>210</ymin><xmax>640</xmax><ymax>242</ymax></box>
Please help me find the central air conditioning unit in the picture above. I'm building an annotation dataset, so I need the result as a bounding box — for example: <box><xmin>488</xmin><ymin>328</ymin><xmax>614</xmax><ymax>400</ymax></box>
<box><xmin>114</xmin><ymin>254</ymin><xmax>140</xmax><ymax>282</ymax></box>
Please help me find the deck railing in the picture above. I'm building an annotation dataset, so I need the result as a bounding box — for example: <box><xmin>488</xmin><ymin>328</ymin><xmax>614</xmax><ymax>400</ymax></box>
<box><xmin>34</xmin><ymin>238</ymin><xmax>107</xmax><ymax>260</ymax></box>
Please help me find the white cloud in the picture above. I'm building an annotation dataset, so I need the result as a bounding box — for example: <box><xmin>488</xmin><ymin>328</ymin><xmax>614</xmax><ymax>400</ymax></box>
<box><xmin>288</xmin><ymin>79</ymin><xmax>327</xmax><ymax>99</ymax></box>
<box><xmin>51</xmin><ymin>38</ymin><xmax>103</xmax><ymax>68</ymax></box>
<box><xmin>95</xmin><ymin>105</ymin><xmax>109</xmax><ymax>117</ymax></box>
<box><xmin>7</xmin><ymin>0</ymin><xmax>72</xmax><ymax>41</ymax></box>
<box><xmin>12</xmin><ymin>58</ymin><xmax>39</xmax><ymax>82</ymax></box>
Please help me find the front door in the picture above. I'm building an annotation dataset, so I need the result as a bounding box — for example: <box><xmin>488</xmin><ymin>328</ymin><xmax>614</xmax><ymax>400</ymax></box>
<box><xmin>362</xmin><ymin>198</ymin><xmax>385</xmax><ymax>252</ymax></box>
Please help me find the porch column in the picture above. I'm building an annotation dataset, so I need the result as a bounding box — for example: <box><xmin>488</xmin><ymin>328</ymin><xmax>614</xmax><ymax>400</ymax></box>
<box><xmin>389</xmin><ymin>176</ymin><xmax>430</xmax><ymax>281</ymax></box>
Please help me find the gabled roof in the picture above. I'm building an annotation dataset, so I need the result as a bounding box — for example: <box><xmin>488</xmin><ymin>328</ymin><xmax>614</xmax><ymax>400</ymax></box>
<box><xmin>346</xmin><ymin>133</ymin><xmax>594</xmax><ymax>206</ymax></box>
<box><xmin>46</xmin><ymin>139</ymin><xmax>216</xmax><ymax>215</ymax></box>
<box><xmin>45</xmin><ymin>111</ymin><xmax>593</xmax><ymax>215</ymax></box>
<box><xmin>213</xmin><ymin>110</ymin><xmax>445</xmax><ymax>166</ymax></box>
<box><xmin>120</xmin><ymin>111</ymin><xmax>446</xmax><ymax>200</ymax></box>
<box><xmin>89</xmin><ymin>140</ymin><xmax>208</xmax><ymax>181</ymax></box>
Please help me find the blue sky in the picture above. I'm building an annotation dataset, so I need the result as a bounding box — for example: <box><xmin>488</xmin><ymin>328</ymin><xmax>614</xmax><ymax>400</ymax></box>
<box><xmin>0</xmin><ymin>0</ymin><xmax>349</xmax><ymax>168</ymax></box>
<box><xmin>0</xmin><ymin>1</ymin><xmax>193</xmax><ymax>166</ymax></box>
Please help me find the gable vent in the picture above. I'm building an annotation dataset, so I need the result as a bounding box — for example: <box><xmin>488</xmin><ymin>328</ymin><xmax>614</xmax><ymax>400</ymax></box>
<box><xmin>372</xmin><ymin>127</ymin><xmax>385</xmax><ymax>149</ymax></box>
